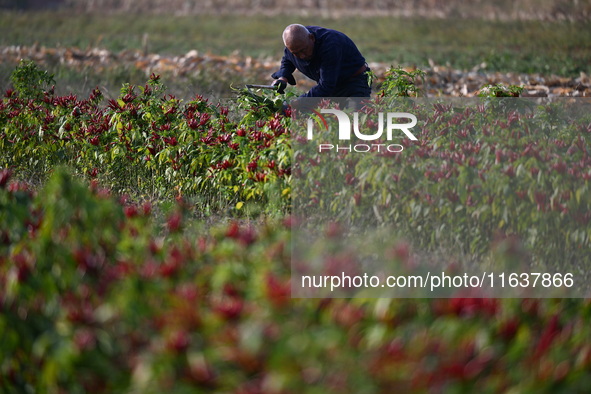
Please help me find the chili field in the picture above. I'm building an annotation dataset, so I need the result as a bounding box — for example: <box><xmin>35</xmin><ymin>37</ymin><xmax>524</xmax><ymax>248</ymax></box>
<box><xmin>1</xmin><ymin>61</ymin><xmax>591</xmax><ymax>392</ymax></box>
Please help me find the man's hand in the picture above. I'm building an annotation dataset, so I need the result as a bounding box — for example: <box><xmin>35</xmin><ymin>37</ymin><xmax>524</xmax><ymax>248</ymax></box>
<box><xmin>272</xmin><ymin>79</ymin><xmax>288</xmax><ymax>94</ymax></box>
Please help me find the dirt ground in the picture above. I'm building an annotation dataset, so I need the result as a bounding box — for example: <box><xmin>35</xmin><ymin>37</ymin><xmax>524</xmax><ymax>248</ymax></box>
<box><xmin>2</xmin><ymin>45</ymin><xmax>589</xmax><ymax>98</ymax></box>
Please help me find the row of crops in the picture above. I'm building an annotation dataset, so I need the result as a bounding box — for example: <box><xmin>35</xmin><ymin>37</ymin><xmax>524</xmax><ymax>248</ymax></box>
<box><xmin>1</xmin><ymin>60</ymin><xmax>591</xmax><ymax>391</ymax></box>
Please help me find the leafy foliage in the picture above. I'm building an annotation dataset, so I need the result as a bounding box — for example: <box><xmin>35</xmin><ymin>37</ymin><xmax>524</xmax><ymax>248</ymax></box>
<box><xmin>9</xmin><ymin>59</ymin><xmax>55</xmax><ymax>100</ymax></box>
<box><xmin>478</xmin><ymin>83</ymin><xmax>525</xmax><ymax>97</ymax></box>
<box><xmin>378</xmin><ymin>66</ymin><xmax>426</xmax><ymax>97</ymax></box>
<box><xmin>2</xmin><ymin>63</ymin><xmax>292</xmax><ymax>214</ymax></box>
<box><xmin>2</xmin><ymin>62</ymin><xmax>591</xmax><ymax>392</ymax></box>
<box><xmin>2</xmin><ymin>169</ymin><xmax>591</xmax><ymax>392</ymax></box>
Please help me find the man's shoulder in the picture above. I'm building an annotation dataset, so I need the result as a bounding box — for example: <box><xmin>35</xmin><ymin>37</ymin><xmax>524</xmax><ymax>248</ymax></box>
<box><xmin>306</xmin><ymin>26</ymin><xmax>337</xmax><ymax>35</ymax></box>
<box><xmin>305</xmin><ymin>25</ymin><xmax>323</xmax><ymax>32</ymax></box>
<box><xmin>306</xmin><ymin>26</ymin><xmax>347</xmax><ymax>43</ymax></box>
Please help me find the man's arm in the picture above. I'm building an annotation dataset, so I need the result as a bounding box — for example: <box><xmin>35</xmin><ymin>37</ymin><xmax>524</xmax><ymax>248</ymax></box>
<box><xmin>271</xmin><ymin>48</ymin><xmax>297</xmax><ymax>85</ymax></box>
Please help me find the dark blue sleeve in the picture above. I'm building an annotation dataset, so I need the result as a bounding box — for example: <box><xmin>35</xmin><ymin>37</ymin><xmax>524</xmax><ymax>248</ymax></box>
<box><xmin>271</xmin><ymin>48</ymin><xmax>297</xmax><ymax>85</ymax></box>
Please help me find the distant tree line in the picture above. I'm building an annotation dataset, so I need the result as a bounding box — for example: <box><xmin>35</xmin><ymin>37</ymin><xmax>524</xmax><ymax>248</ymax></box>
<box><xmin>1</xmin><ymin>0</ymin><xmax>588</xmax><ymax>20</ymax></box>
<box><xmin>0</xmin><ymin>0</ymin><xmax>64</xmax><ymax>10</ymax></box>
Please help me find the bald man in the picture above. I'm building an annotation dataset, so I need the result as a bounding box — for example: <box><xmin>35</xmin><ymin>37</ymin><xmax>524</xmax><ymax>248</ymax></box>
<box><xmin>271</xmin><ymin>24</ymin><xmax>371</xmax><ymax>98</ymax></box>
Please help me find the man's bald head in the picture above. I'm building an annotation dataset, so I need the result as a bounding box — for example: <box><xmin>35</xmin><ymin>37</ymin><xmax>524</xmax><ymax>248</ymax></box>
<box><xmin>282</xmin><ymin>24</ymin><xmax>315</xmax><ymax>61</ymax></box>
<box><xmin>283</xmin><ymin>24</ymin><xmax>310</xmax><ymax>47</ymax></box>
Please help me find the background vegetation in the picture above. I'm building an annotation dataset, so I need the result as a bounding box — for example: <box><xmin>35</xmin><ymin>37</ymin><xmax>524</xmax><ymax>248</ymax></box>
<box><xmin>1</xmin><ymin>8</ymin><xmax>590</xmax><ymax>98</ymax></box>
<box><xmin>2</xmin><ymin>0</ymin><xmax>591</xmax><ymax>21</ymax></box>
